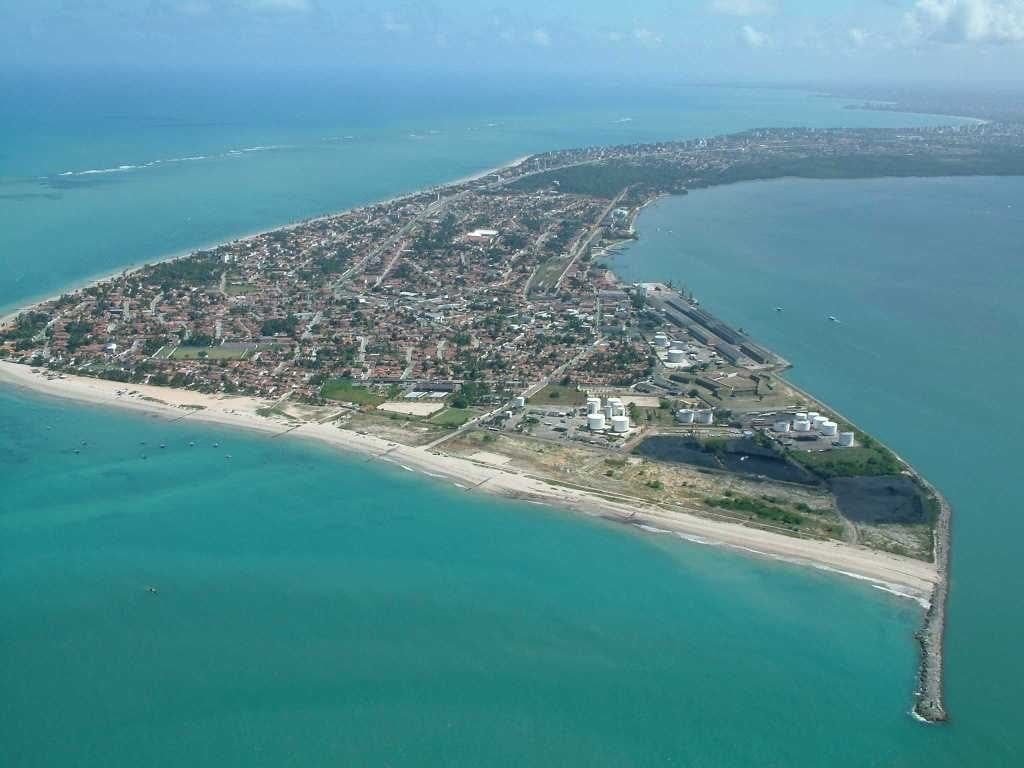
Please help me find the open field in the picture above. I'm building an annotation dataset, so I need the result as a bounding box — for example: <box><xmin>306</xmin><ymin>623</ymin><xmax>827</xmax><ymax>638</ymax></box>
<box><xmin>531</xmin><ymin>383</ymin><xmax>588</xmax><ymax>406</ymax></box>
<box><xmin>321</xmin><ymin>378</ymin><xmax>385</xmax><ymax>406</ymax></box>
<box><xmin>429</xmin><ymin>407</ymin><xmax>475</xmax><ymax>427</ymax></box>
<box><xmin>169</xmin><ymin>345</ymin><xmax>249</xmax><ymax>361</ymax></box>
<box><xmin>377</xmin><ymin>400</ymin><xmax>446</xmax><ymax>417</ymax></box>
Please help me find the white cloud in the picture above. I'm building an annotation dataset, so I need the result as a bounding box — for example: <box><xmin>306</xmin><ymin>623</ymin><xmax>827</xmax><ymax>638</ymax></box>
<box><xmin>710</xmin><ymin>0</ymin><xmax>776</xmax><ymax>16</ymax></box>
<box><xmin>907</xmin><ymin>0</ymin><xmax>1024</xmax><ymax>44</ymax></box>
<box><xmin>740</xmin><ymin>24</ymin><xmax>768</xmax><ymax>47</ymax></box>
<box><xmin>531</xmin><ymin>28</ymin><xmax>552</xmax><ymax>47</ymax></box>
<box><xmin>632</xmin><ymin>27</ymin><xmax>663</xmax><ymax>47</ymax></box>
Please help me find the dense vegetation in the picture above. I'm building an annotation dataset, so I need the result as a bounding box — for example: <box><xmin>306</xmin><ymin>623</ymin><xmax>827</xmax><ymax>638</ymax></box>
<box><xmin>508</xmin><ymin>160</ymin><xmax>689</xmax><ymax>198</ymax></box>
<box><xmin>509</xmin><ymin>145</ymin><xmax>1024</xmax><ymax>201</ymax></box>
<box><xmin>261</xmin><ymin>315</ymin><xmax>299</xmax><ymax>337</ymax></box>
<box><xmin>144</xmin><ymin>253</ymin><xmax>222</xmax><ymax>291</ymax></box>
<box><xmin>701</xmin><ymin>149</ymin><xmax>1024</xmax><ymax>187</ymax></box>
<box><xmin>789</xmin><ymin>439</ymin><xmax>902</xmax><ymax>479</ymax></box>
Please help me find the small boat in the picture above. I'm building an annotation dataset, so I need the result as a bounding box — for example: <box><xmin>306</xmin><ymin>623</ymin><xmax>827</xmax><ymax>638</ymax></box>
<box><xmin>828</xmin><ymin>315</ymin><xmax>840</xmax><ymax>323</ymax></box>
<box><xmin>775</xmin><ymin>306</ymin><xmax>784</xmax><ymax>312</ymax></box>
<box><xmin>146</xmin><ymin>586</ymin><xmax>158</xmax><ymax>595</ymax></box>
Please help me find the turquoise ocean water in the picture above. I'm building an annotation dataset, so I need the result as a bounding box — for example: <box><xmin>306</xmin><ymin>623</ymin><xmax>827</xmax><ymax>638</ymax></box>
<box><xmin>2</xmin><ymin>77</ymin><xmax>1020</xmax><ymax>765</ymax></box>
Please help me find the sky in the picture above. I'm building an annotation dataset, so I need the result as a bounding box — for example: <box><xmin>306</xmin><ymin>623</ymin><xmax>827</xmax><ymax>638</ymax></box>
<box><xmin>2</xmin><ymin>0</ymin><xmax>1024</xmax><ymax>83</ymax></box>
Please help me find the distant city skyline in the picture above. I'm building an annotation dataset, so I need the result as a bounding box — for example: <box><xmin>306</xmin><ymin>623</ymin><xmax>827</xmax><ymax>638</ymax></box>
<box><xmin>3</xmin><ymin>0</ymin><xmax>1024</xmax><ymax>83</ymax></box>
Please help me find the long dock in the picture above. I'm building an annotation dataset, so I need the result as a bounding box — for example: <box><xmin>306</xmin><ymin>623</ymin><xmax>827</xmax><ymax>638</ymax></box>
<box><xmin>915</xmin><ymin>487</ymin><xmax>952</xmax><ymax>722</ymax></box>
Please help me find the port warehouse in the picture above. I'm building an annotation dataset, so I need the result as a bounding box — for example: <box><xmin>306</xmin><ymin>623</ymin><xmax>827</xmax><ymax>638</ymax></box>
<box><xmin>655</xmin><ymin>296</ymin><xmax>774</xmax><ymax>366</ymax></box>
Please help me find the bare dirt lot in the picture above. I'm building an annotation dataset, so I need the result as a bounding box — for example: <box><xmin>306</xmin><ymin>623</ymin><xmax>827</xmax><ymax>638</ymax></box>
<box><xmin>377</xmin><ymin>401</ymin><xmax>446</xmax><ymax>417</ymax></box>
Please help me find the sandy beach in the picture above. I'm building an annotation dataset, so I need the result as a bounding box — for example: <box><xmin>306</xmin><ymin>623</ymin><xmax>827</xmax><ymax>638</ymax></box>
<box><xmin>0</xmin><ymin>360</ymin><xmax>939</xmax><ymax>600</ymax></box>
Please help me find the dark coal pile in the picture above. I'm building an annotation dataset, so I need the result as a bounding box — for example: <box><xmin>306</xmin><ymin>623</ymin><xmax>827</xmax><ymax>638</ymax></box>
<box><xmin>829</xmin><ymin>475</ymin><xmax>932</xmax><ymax>524</ymax></box>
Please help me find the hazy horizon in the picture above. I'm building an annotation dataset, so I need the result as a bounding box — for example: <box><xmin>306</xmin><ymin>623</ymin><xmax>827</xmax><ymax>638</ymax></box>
<box><xmin>4</xmin><ymin>1</ymin><xmax>1024</xmax><ymax>84</ymax></box>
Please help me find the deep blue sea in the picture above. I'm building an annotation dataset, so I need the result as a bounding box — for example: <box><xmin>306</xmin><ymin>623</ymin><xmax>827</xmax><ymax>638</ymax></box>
<box><xmin>2</xmin><ymin>76</ymin><xmax>1020</xmax><ymax>766</ymax></box>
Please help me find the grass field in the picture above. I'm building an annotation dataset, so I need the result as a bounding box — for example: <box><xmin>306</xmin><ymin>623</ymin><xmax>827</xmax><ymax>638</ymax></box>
<box><xmin>169</xmin><ymin>346</ymin><xmax>248</xmax><ymax>361</ymax></box>
<box><xmin>224</xmin><ymin>282</ymin><xmax>258</xmax><ymax>296</ymax></box>
<box><xmin>532</xmin><ymin>383</ymin><xmax>587</xmax><ymax>406</ymax></box>
<box><xmin>429</xmin><ymin>407</ymin><xmax>476</xmax><ymax>427</ymax></box>
<box><xmin>321</xmin><ymin>378</ymin><xmax>385</xmax><ymax>406</ymax></box>
<box><xmin>789</xmin><ymin>443</ymin><xmax>902</xmax><ymax>478</ymax></box>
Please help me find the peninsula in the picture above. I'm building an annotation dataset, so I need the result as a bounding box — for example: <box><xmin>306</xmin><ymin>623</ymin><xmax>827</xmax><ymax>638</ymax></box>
<box><xmin>6</xmin><ymin>121</ymin><xmax>1015</xmax><ymax>720</ymax></box>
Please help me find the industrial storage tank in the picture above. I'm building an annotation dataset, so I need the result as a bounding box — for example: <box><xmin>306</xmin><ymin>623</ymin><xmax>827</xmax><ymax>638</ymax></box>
<box><xmin>838</xmin><ymin>432</ymin><xmax>856</xmax><ymax>447</ymax></box>
<box><xmin>603</xmin><ymin>405</ymin><xmax>614</xmax><ymax>419</ymax></box>
<box><xmin>807</xmin><ymin>411</ymin><xmax>820</xmax><ymax>420</ymax></box>
<box><xmin>811</xmin><ymin>415</ymin><xmax>829</xmax><ymax>430</ymax></box>
<box><xmin>676</xmin><ymin>409</ymin><xmax>695</xmax><ymax>424</ymax></box>
<box><xmin>773</xmin><ymin>421</ymin><xmax>791</xmax><ymax>433</ymax></box>
<box><xmin>795</xmin><ymin>412</ymin><xmax>808</xmax><ymax>422</ymax></box>
<box><xmin>820</xmin><ymin>421</ymin><xmax>838</xmax><ymax>437</ymax></box>
<box><xmin>587</xmin><ymin>413</ymin><xmax>607</xmax><ymax>432</ymax></box>
<box><xmin>586</xmin><ymin>397</ymin><xmax>602</xmax><ymax>414</ymax></box>
<box><xmin>653</xmin><ymin>333</ymin><xmax>670</xmax><ymax>347</ymax></box>
<box><xmin>611</xmin><ymin>415</ymin><xmax>630</xmax><ymax>433</ymax></box>
<box><xmin>695</xmin><ymin>410</ymin><xmax>715</xmax><ymax>425</ymax></box>
<box><xmin>793</xmin><ymin>419</ymin><xmax>812</xmax><ymax>433</ymax></box>
<box><xmin>667</xmin><ymin>348</ymin><xmax>687</xmax><ymax>364</ymax></box>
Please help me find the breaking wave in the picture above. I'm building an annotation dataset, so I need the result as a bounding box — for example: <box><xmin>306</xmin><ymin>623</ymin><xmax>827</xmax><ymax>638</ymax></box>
<box><xmin>51</xmin><ymin>145</ymin><xmax>295</xmax><ymax>179</ymax></box>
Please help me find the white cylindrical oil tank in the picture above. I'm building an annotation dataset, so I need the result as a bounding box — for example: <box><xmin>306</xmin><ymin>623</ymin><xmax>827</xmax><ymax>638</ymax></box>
<box><xmin>588</xmin><ymin>413</ymin><xmax>607</xmax><ymax>431</ymax></box>
<box><xmin>793</xmin><ymin>419</ymin><xmax>812</xmax><ymax>433</ymax></box>
<box><xmin>807</xmin><ymin>411</ymin><xmax>820</xmax><ymax>420</ymax></box>
<box><xmin>696</xmin><ymin>409</ymin><xmax>715</xmax><ymax>425</ymax></box>
<box><xmin>795</xmin><ymin>412</ymin><xmax>808</xmax><ymax>422</ymax></box>
<box><xmin>821</xmin><ymin>421</ymin><xmax>839</xmax><ymax>437</ymax></box>
<box><xmin>586</xmin><ymin>397</ymin><xmax>601</xmax><ymax>414</ymax></box>
<box><xmin>611</xmin><ymin>415</ymin><xmax>630</xmax><ymax>433</ymax></box>
<box><xmin>603</xmin><ymin>405</ymin><xmax>614</xmax><ymax>419</ymax></box>
<box><xmin>838</xmin><ymin>431</ymin><xmax>856</xmax><ymax>447</ymax></box>
<box><xmin>676</xmin><ymin>409</ymin><xmax>695</xmax><ymax>424</ymax></box>
<box><xmin>773</xmin><ymin>421</ymin><xmax>791</xmax><ymax>433</ymax></box>
<box><xmin>653</xmin><ymin>333</ymin><xmax>669</xmax><ymax>347</ymax></box>
<box><xmin>667</xmin><ymin>348</ymin><xmax>686</xmax><ymax>364</ymax></box>
<box><xmin>812</xmin><ymin>415</ymin><xmax>829</xmax><ymax>430</ymax></box>
<box><xmin>513</xmin><ymin>396</ymin><xmax>526</xmax><ymax>409</ymax></box>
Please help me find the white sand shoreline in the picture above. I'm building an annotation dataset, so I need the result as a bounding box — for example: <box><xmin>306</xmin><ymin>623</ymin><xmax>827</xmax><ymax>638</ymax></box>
<box><xmin>0</xmin><ymin>360</ymin><xmax>938</xmax><ymax>600</ymax></box>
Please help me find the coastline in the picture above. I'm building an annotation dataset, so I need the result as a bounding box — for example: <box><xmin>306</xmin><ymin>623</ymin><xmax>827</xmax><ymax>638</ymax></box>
<box><xmin>0</xmin><ymin>360</ymin><xmax>939</xmax><ymax>601</ymax></box>
<box><xmin>0</xmin><ymin>154</ymin><xmax>531</xmax><ymax>328</ymax></box>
